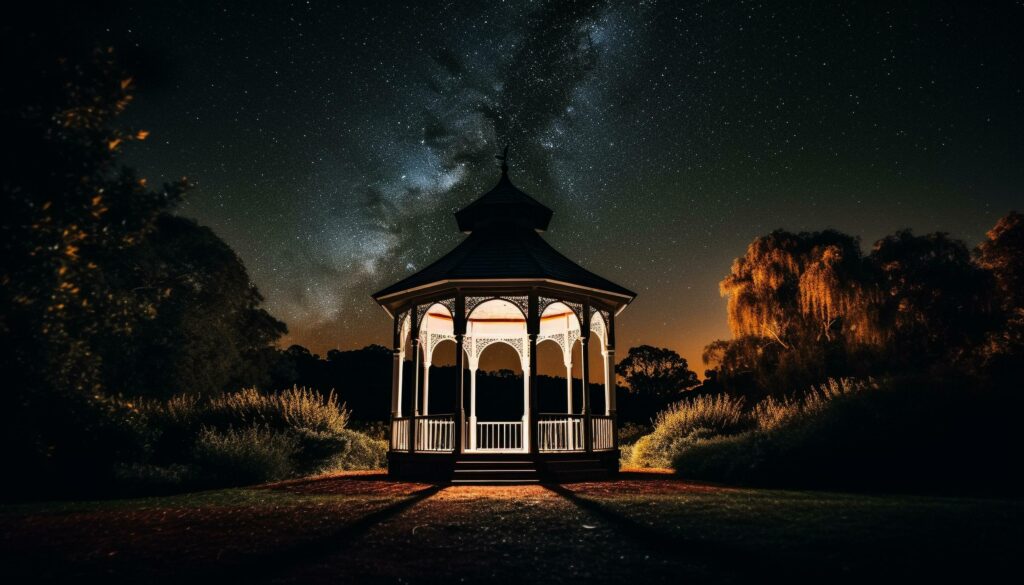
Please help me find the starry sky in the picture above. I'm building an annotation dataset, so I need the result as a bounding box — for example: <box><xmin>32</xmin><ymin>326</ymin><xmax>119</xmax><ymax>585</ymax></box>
<box><xmin>104</xmin><ymin>0</ymin><xmax>1022</xmax><ymax>371</ymax></box>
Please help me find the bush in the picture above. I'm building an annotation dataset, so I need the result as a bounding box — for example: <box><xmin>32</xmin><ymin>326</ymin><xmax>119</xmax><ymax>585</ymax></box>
<box><xmin>125</xmin><ymin>386</ymin><xmax>383</xmax><ymax>491</ymax></box>
<box><xmin>328</xmin><ymin>429</ymin><xmax>388</xmax><ymax>471</ymax></box>
<box><xmin>192</xmin><ymin>426</ymin><xmax>298</xmax><ymax>486</ymax></box>
<box><xmin>665</xmin><ymin>377</ymin><xmax>1024</xmax><ymax>493</ymax></box>
<box><xmin>630</xmin><ymin>394</ymin><xmax>750</xmax><ymax>468</ymax></box>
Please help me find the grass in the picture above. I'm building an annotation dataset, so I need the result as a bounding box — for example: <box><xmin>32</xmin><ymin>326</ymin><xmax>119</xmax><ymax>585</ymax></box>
<box><xmin>2</xmin><ymin>471</ymin><xmax>1021</xmax><ymax>584</ymax></box>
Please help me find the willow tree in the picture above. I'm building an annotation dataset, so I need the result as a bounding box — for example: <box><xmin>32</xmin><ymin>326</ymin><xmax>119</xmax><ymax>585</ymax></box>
<box><xmin>720</xmin><ymin>229</ymin><xmax>878</xmax><ymax>349</ymax></box>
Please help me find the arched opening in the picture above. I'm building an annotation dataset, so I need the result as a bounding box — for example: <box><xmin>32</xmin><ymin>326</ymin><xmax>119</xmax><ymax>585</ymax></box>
<box><xmin>475</xmin><ymin>342</ymin><xmax>523</xmax><ymax>421</ymax></box>
<box><xmin>536</xmin><ymin>339</ymin><xmax>569</xmax><ymax>413</ymax></box>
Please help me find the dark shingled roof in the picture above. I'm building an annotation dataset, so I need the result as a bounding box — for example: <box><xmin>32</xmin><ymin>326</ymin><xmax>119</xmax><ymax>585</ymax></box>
<box><xmin>372</xmin><ymin>171</ymin><xmax>636</xmax><ymax>300</ymax></box>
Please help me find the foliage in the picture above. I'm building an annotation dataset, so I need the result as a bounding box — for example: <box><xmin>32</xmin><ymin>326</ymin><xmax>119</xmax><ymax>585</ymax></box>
<box><xmin>630</xmin><ymin>394</ymin><xmax>750</xmax><ymax>468</ymax></box>
<box><xmin>191</xmin><ymin>426</ymin><xmax>299</xmax><ymax>486</ymax></box>
<box><xmin>616</xmin><ymin>345</ymin><xmax>700</xmax><ymax>399</ymax></box>
<box><xmin>706</xmin><ymin>218</ymin><xmax>1019</xmax><ymax>396</ymax></box>
<box><xmin>637</xmin><ymin>377</ymin><xmax>1024</xmax><ymax>493</ymax></box>
<box><xmin>0</xmin><ymin>16</ymin><xmax>287</xmax><ymax>496</ymax></box>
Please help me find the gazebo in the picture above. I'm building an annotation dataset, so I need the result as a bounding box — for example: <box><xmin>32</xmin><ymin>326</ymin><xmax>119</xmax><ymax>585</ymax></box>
<box><xmin>372</xmin><ymin>154</ymin><xmax>635</xmax><ymax>483</ymax></box>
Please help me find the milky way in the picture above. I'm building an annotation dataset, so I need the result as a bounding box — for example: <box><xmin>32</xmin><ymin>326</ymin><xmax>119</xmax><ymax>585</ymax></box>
<box><xmin>118</xmin><ymin>1</ymin><xmax>1024</xmax><ymax>368</ymax></box>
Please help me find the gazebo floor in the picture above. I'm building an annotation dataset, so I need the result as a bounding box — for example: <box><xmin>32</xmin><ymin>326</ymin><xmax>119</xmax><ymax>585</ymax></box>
<box><xmin>388</xmin><ymin>450</ymin><xmax>619</xmax><ymax>484</ymax></box>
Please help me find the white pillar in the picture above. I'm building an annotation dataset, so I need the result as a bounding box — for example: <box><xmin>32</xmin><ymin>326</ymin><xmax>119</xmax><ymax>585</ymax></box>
<box><xmin>422</xmin><ymin>361</ymin><xmax>430</xmax><ymax>416</ymax></box>
<box><xmin>565</xmin><ymin>360</ymin><xmax>573</xmax><ymax>414</ymax></box>
<box><xmin>469</xmin><ymin>366</ymin><xmax>478</xmax><ymax>450</ymax></box>
<box><xmin>522</xmin><ymin>363</ymin><xmax>530</xmax><ymax>453</ymax></box>
<box><xmin>396</xmin><ymin>350</ymin><xmax>405</xmax><ymax>417</ymax></box>
<box><xmin>413</xmin><ymin>344</ymin><xmax>420</xmax><ymax>416</ymax></box>
<box><xmin>605</xmin><ymin>348</ymin><xmax>616</xmax><ymax>414</ymax></box>
<box><xmin>391</xmin><ymin>350</ymin><xmax>401</xmax><ymax>418</ymax></box>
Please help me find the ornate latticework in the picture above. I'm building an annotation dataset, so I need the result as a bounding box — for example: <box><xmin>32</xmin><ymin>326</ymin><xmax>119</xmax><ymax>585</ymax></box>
<box><xmin>471</xmin><ymin>336</ymin><xmax>527</xmax><ymax>364</ymax></box>
<box><xmin>590</xmin><ymin>310</ymin><xmax>607</xmax><ymax>344</ymax></box>
<box><xmin>466</xmin><ymin>295</ymin><xmax>529</xmax><ymax>319</ymax></box>
<box><xmin>538</xmin><ymin>296</ymin><xmax>560</xmax><ymax>315</ymax></box>
<box><xmin>438</xmin><ymin>297</ymin><xmax>456</xmax><ymax>315</ymax></box>
<box><xmin>426</xmin><ymin>332</ymin><xmax>456</xmax><ymax>359</ymax></box>
<box><xmin>562</xmin><ymin>300</ymin><xmax>585</xmax><ymax>328</ymax></box>
<box><xmin>414</xmin><ymin>303</ymin><xmax>431</xmax><ymax>329</ymax></box>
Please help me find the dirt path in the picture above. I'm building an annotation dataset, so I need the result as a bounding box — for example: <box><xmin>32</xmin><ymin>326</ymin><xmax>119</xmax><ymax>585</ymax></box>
<box><xmin>264</xmin><ymin>484</ymin><xmax>740</xmax><ymax>585</ymax></box>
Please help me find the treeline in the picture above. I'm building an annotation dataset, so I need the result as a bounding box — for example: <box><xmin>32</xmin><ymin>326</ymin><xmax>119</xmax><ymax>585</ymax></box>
<box><xmin>700</xmin><ymin>216</ymin><xmax>1024</xmax><ymax>399</ymax></box>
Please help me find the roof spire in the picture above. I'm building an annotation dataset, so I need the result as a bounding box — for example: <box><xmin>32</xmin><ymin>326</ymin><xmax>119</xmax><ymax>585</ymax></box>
<box><xmin>496</xmin><ymin>144</ymin><xmax>509</xmax><ymax>176</ymax></box>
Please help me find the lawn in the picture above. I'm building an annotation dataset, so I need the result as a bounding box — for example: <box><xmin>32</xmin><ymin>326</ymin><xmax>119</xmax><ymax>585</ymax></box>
<box><xmin>2</xmin><ymin>470</ymin><xmax>1021</xmax><ymax>584</ymax></box>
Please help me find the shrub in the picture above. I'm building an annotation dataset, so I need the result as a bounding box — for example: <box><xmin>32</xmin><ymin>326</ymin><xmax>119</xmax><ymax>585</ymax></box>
<box><xmin>669</xmin><ymin>377</ymin><xmax>1024</xmax><ymax>493</ymax></box>
<box><xmin>328</xmin><ymin>429</ymin><xmax>388</xmax><ymax>471</ymax></box>
<box><xmin>127</xmin><ymin>386</ymin><xmax>380</xmax><ymax>490</ymax></box>
<box><xmin>192</xmin><ymin>426</ymin><xmax>298</xmax><ymax>486</ymax></box>
<box><xmin>630</xmin><ymin>394</ymin><xmax>750</xmax><ymax>468</ymax></box>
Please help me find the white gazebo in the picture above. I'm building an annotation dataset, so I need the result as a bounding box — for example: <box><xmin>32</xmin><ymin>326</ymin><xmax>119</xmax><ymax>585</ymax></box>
<box><xmin>372</xmin><ymin>154</ymin><xmax>635</xmax><ymax>482</ymax></box>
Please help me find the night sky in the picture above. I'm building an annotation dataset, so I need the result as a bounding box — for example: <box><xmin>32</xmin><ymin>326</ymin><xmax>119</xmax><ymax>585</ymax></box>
<box><xmin>105</xmin><ymin>1</ymin><xmax>1023</xmax><ymax>370</ymax></box>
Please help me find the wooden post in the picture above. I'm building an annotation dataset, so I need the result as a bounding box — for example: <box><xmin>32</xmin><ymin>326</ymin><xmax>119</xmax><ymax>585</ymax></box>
<box><xmin>581</xmin><ymin>336</ymin><xmax>593</xmax><ymax>454</ymax></box>
<box><xmin>581</xmin><ymin>300</ymin><xmax>593</xmax><ymax>454</ymax></box>
<box><xmin>391</xmin><ymin>349</ymin><xmax>401</xmax><ymax>418</ymax></box>
<box><xmin>527</xmin><ymin>293</ymin><xmax>539</xmax><ymax>454</ymax></box>
<box><xmin>408</xmin><ymin>338</ymin><xmax>419</xmax><ymax>454</ymax></box>
<box><xmin>453</xmin><ymin>292</ymin><xmax>466</xmax><ymax>455</ymax></box>
<box><xmin>453</xmin><ymin>333</ymin><xmax>465</xmax><ymax>454</ymax></box>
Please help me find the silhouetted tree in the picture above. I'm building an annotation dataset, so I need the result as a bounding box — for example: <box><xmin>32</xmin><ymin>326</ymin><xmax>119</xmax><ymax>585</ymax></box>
<box><xmin>615</xmin><ymin>345</ymin><xmax>699</xmax><ymax>399</ymax></box>
<box><xmin>0</xmin><ymin>16</ymin><xmax>284</xmax><ymax>493</ymax></box>
<box><xmin>870</xmin><ymin>230</ymin><xmax>994</xmax><ymax>368</ymax></box>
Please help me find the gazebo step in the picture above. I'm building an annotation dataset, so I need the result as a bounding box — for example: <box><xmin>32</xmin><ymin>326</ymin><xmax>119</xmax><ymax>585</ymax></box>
<box><xmin>451</xmin><ymin>478</ymin><xmax>541</xmax><ymax>485</ymax></box>
<box><xmin>453</xmin><ymin>458</ymin><xmax>541</xmax><ymax>483</ymax></box>
<box><xmin>455</xmin><ymin>460</ymin><xmax>536</xmax><ymax>471</ymax></box>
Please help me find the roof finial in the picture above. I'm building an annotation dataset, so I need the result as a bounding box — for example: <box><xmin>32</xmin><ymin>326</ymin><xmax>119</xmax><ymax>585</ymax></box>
<box><xmin>496</xmin><ymin>144</ymin><xmax>509</xmax><ymax>176</ymax></box>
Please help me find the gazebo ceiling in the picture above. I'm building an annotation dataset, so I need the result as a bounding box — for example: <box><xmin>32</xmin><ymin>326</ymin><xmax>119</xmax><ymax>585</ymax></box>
<box><xmin>372</xmin><ymin>166</ymin><xmax>636</xmax><ymax>314</ymax></box>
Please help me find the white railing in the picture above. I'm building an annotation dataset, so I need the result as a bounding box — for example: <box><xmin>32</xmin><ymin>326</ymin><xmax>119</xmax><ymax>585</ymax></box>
<box><xmin>390</xmin><ymin>417</ymin><xmax>410</xmax><ymax>451</ymax></box>
<box><xmin>415</xmin><ymin>415</ymin><xmax>454</xmax><ymax>452</ymax></box>
<box><xmin>538</xmin><ymin>415</ymin><xmax>585</xmax><ymax>451</ymax></box>
<box><xmin>592</xmin><ymin>416</ymin><xmax>614</xmax><ymax>451</ymax></box>
<box><xmin>474</xmin><ymin>421</ymin><xmax>523</xmax><ymax>451</ymax></box>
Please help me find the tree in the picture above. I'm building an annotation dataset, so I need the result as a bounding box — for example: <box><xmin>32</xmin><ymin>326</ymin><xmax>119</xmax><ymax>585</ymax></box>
<box><xmin>719</xmin><ymin>229</ymin><xmax>877</xmax><ymax>349</ymax></box>
<box><xmin>976</xmin><ymin>211</ymin><xmax>1024</xmax><ymax>312</ymax></box>
<box><xmin>974</xmin><ymin>212</ymin><xmax>1024</xmax><ymax>379</ymax></box>
<box><xmin>615</xmin><ymin>345</ymin><xmax>699</xmax><ymax>400</ymax></box>
<box><xmin>105</xmin><ymin>215</ymin><xmax>287</xmax><ymax>398</ymax></box>
<box><xmin>870</xmin><ymin>230</ymin><xmax>994</xmax><ymax>367</ymax></box>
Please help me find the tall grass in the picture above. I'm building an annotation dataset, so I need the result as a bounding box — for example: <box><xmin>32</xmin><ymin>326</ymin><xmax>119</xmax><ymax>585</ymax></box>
<box><xmin>633</xmin><ymin>377</ymin><xmax>1024</xmax><ymax>493</ymax></box>
<box><xmin>631</xmin><ymin>394</ymin><xmax>751</xmax><ymax>468</ymax></box>
<box><xmin>128</xmin><ymin>386</ymin><xmax>384</xmax><ymax>491</ymax></box>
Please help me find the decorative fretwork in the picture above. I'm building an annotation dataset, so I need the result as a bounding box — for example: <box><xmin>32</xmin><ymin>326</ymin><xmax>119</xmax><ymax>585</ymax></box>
<box><xmin>471</xmin><ymin>336</ymin><xmax>526</xmax><ymax>363</ymax></box>
<box><xmin>427</xmin><ymin>332</ymin><xmax>456</xmax><ymax>359</ymax></box>
<box><xmin>415</xmin><ymin>303</ymin><xmax>431</xmax><ymax>328</ymax></box>
<box><xmin>465</xmin><ymin>295</ymin><xmax>530</xmax><ymax>319</ymax></box>
<box><xmin>438</xmin><ymin>297</ymin><xmax>456</xmax><ymax>316</ymax></box>
<box><xmin>562</xmin><ymin>300</ymin><xmax>585</xmax><ymax>328</ymax></box>
<box><xmin>502</xmin><ymin>295</ymin><xmax>530</xmax><ymax>317</ymax></box>
<box><xmin>465</xmin><ymin>296</ymin><xmax>489</xmax><ymax>317</ymax></box>
<box><xmin>538</xmin><ymin>331</ymin><xmax>567</xmax><ymax>354</ymax></box>
<box><xmin>538</xmin><ymin>296</ymin><xmax>560</xmax><ymax>315</ymax></box>
<box><xmin>590</xmin><ymin>310</ymin><xmax>607</xmax><ymax>344</ymax></box>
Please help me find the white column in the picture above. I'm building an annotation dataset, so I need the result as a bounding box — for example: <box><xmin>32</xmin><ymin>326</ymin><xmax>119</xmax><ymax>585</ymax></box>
<box><xmin>396</xmin><ymin>350</ymin><xmax>405</xmax><ymax>417</ymax></box>
<box><xmin>522</xmin><ymin>364</ymin><xmax>530</xmax><ymax>453</ymax></box>
<box><xmin>391</xmin><ymin>350</ymin><xmax>401</xmax><ymax>418</ymax></box>
<box><xmin>605</xmin><ymin>348</ymin><xmax>616</xmax><ymax>414</ymax></box>
<box><xmin>422</xmin><ymin>361</ymin><xmax>430</xmax><ymax>416</ymax></box>
<box><xmin>565</xmin><ymin>360</ymin><xmax>573</xmax><ymax>414</ymax></box>
<box><xmin>413</xmin><ymin>345</ymin><xmax>420</xmax><ymax>416</ymax></box>
<box><xmin>469</xmin><ymin>365</ymin><xmax>478</xmax><ymax>450</ymax></box>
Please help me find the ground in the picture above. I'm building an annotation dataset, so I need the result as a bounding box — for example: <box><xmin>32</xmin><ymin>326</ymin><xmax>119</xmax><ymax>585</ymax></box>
<box><xmin>2</xmin><ymin>470</ymin><xmax>1022</xmax><ymax>584</ymax></box>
